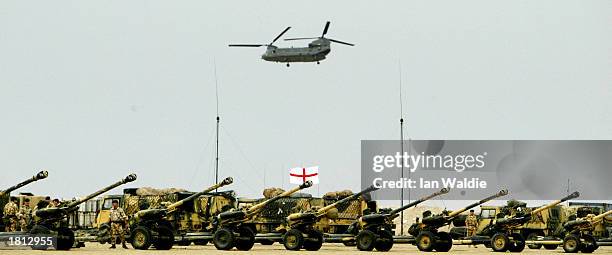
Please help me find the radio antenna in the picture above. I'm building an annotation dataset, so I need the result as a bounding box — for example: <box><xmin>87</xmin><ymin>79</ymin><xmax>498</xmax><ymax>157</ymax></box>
<box><xmin>214</xmin><ymin>59</ymin><xmax>220</xmax><ymax>192</ymax></box>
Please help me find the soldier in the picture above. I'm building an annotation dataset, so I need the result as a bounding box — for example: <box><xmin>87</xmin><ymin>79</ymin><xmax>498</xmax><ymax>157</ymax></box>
<box><xmin>18</xmin><ymin>198</ymin><xmax>32</xmax><ymax>231</ymax></box>
<box><xmin>48</xmin><ymin>198</ymin><xmax>60</xmax><ymax>208</ymax></box>
<box><xmin>465</xmin><ymin>209</ymin><xmax>478</xmax><ymax>248</ymax></box>
<box><xmin>109</xmin><ymin>200</ymin><xmax>128</xmax><ymax>249</ymax></box>
<box><xmin>3</xmin><ymin>197</ymin><xmax>19</xmax><ymax>232</ymax></box>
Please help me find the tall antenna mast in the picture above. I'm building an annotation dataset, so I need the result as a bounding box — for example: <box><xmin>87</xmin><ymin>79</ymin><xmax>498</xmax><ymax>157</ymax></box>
<box><xmin>214</xmin><ymin>59</ymin><xmax>220</xmax><ymax>192</ymax></box>
<box><xmin>398</xmin><ymin>59</ymin><xmax>405</xmax><ymax>236</ymax></box>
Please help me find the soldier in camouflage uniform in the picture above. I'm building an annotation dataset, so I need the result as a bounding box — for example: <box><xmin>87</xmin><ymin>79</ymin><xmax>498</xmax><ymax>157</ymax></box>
<box><xmin>465</xmin><ymin>209</ymin><xmax>478</xmax><ymax>248</ymax></box>
<box><xmin>18</xmin><ymin>198</ymin><xmax>32</xmax><ymax>231</ymax></box>
<box><xmin>3</xmin><ymin>197</ymin><xmax>19</xmax><ymax>232</ymax></box>
<box><xmin>109</xmin><ymin>200</ymin><xmax>128</xmax><ymax>249</ymax></box>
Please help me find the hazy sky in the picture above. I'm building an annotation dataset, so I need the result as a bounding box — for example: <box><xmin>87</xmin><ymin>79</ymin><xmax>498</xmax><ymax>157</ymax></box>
<box><xmin>1</xmin><ymin>1</ymin><xmax>610</xmax><ymax>207</ymax></box>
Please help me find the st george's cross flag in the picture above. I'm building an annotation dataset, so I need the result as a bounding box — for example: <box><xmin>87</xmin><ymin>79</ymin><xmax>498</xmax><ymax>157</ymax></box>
<box><xmin>289</xmin><ymin>166</ymin><xmax>319</xmax><ymax>184</ymax></box>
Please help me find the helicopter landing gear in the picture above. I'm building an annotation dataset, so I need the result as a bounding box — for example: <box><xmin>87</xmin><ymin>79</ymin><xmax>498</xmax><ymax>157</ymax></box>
<box><xmin>317</xmin><ymin>61</ymin><xmax>320</xmax><ymax>64</ymax></box>
<box><xmin>286</xmin><ymin>63</ymin><xmax>290</xmax><ymax>67</ymax></box>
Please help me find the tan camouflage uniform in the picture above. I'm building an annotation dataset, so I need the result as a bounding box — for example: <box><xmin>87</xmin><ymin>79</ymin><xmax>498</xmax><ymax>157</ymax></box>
<box><xmin>109</xmin><ymin>207</ymin><xmax>128</xmax><ymax>247</ymax></box>
<box><xmin>465</xmin><ymin>214</ymin><xmax>478</xmax><ymax>247</ymax></box>
<box><xmin>18</xmin><ymin>204</ymin><xmax>31</xmax><ymax>231</ymax></box>
<box><xmin>3</xmin><ymin>201</ymin><xmax>19</xmax><ymax>232</ymax></box>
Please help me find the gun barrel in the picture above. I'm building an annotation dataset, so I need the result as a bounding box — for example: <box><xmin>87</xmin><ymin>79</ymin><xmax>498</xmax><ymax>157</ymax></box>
<box><xmin>389</xmin><ymin>188</ymin><xmax>450</xmax><ymax>216</ymax></box>
<box><xmin>166</xmin><ymin>177</ymin><xmax>233</xmax><ymax>212</ymax></box>
<box><xmin>247</xmin><ymin>181</ymin><xmax>313</xmax><ymax>216</ymax></box>
<box><xmin>65</xmin><ymin>174</ymin><xmax>137</xmax><ymax>209</ymax></box>
<box><xmin>316</xmin><ymin>185</ymin><xmax>378</xmax><ymax>216</ymax></box>
<box><xmin>592</xmin><ymin>210</ymin><xmax>612</xmax><ymax>222</ymax></box>
<box><xmin>447</xmin><ymin>189</ymin><xmax>508</xmax><ymax>218</ymax></box>
<box><xmin>531</xmin><ymin>191</ymin><xmax>579</xmax><ymax>215</ymax></box>
<box><xmin>0</xmin><ymin>171</ymin><xmax>48</xmax><ymax>196</ymax></box>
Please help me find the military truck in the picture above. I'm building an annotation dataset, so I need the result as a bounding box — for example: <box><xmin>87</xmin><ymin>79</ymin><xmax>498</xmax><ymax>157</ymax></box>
<box><xmin>559</xmin><ymin>209</ymin><xmax>612</xmax><ymax>253</ymax></box>
<box><xmin>453</xmin><ymin>191</ymin><xmax>580</xmax><ymax>252</ymax></box>
<box><xmin>127</xmin><ymin>177</ymin><xmax>234</xmax><ymax>250</ymax></box>
<box><xmin>29</xmin><ymin>174</ymin><xmax>137</xmax><ymax>250</ymax></box>
<box><xmin>212</xmin><ymin>181</ymin><xmax>313</xmax><ymax>251</ymax></box>
<box><xmin>407</xmin><ymin>189</ymin><xmax>509</xmax><ymax>252</ymax></box>
<box><xmin>351</xmin><ymin>188</ymin><xmax>451</xmax><ymax>252</ymax></box>
<box><xmin>280</xmin><ymin>185</ymin><xmax>378</xmax><ymax>251</ymax></box>
<box><xmin>0</xmin><ymin>171</ymin><xmax>49</xmax><ymax>231</ymax></box>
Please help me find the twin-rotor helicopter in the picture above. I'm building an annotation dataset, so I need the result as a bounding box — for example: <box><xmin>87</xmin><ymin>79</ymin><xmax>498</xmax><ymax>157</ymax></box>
<box><xmin>229</xmin><ymin>21</ymin><xmax>354</xmax><ymax>67</ymax></box>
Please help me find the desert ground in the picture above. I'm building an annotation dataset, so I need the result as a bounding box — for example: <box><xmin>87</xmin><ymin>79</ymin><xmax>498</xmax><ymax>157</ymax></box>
<box><xmin>4</xmin><ymin>243</ymin><xmax>612</xmax><ymax>255</ymax></box>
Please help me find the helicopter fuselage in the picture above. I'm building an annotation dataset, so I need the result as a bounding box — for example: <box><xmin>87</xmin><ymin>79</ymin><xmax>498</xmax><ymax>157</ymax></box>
<box><xmin>262</xmin><ymin>40</ymin><xmax>331</xmax><ymax>63</ymax></box>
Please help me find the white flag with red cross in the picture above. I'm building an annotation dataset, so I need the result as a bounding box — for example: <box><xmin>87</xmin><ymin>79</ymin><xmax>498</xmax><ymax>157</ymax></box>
<box><xmin>289</xmin><ymin>166</ymin><xmax>319</xmax><ymax>184</ymax></box>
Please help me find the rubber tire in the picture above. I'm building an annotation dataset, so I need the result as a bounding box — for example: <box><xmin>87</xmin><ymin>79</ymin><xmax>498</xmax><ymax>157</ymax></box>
<box><xmin>563</xmin><ymin>234</ymin><xmax>581</xmax><ymax>253</ymax></box>
<box><xmin>543</xmin><ymin>244</ymin><xmax>558</xmax><ymax>250</ymax></box>
<box><xmin>303</xmin><ymin>230</ymin><xmax>324</xmax><ymax>251</ymax></box>
<box><xmin>343</xmin><ymin>240</ymin><xmax>356</xmax><ymax>246</ymax></box>
<box><xmin>213</xmin><ymin>228</ymin><xmax>235</xmax><ymax>250</ymax></box>
<box><xmin>580</xmin><ymin>235</ymin><xmax>598</xmax><ymax>253</ymax></box>
<box><xmin>260</xmin><ymin>239</ymin><xmax>274</xmax><ymax>245</ymax></box>
<box><xmin>56</xmin><ymin>227</ymin><xmax>75</xmax><ymax>250</ymax></box>
<box><xmin>491</xmin><ymin>233</ymin><xmax>509</xmax><ymax>252</ymax></box>
<box><xmin>416</xmin><ymin>231</ymin><xmax>436</xmax><ymax>252</ymax></box>
<box><xmin>283</xmin><ymin>229</ymin><xmax>305</xmax><ymax>251</ymax></box>
<box><xmin>97</xmin><ymin>224</ymin><xmax>110</xmax><ymax>244</ymax></box>
<box><xmin>374</xmin><ymin>229</ymin><xmax>394</xmax><ymax>252</ymax></box>
<box><xmin>356</xmin><ymin>230</ymin><xmax>376</xmax><ymax>251</ymax></box>
<box><xmin>526</xmin><ymin>232</ymin><xmax>542</xmax><ymax>249</ymax></box>
<box><xmin>177</xmin><ymin>240</ymin><xmax>191</xmax><ymax>246</ymax></box>
<box><xmin>131</xmin><ymin>226</ymin><xmax>152</xmax><ymax>250</ymax></box>
<box><xmin>235</xmin><ymin>227</ymin><xmax>255</xmax><ymax>251</ymax></box>
<box><xmin>508</xmin><ymin>233</ymin><xmax>525</xmax><ymax>252</ymax></box>
<box><xmin>30</xmin><ymin>225</ymin><xmax>51</xmax><ymax>250</ymax></box>
<box><xmin>434</xmin><ymin>231</ymin><xmax>453</xmax><ymax>252</ymax></box>
<box><xmin>154</xmin><ymin>225</ymin><xmax>174</xmax><ymax>250</ymax></box>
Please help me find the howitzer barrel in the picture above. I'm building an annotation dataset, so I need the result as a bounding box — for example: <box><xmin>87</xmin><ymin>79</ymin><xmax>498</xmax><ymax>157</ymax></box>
<box><xmin>447</xmin><ymin>189</ymin><xmax>508</xmax><ymax>218</ymax></box>
<box><xmin>592</xmin><ymin>210</ymin><xmax>612</xmax><ymax>222</ymax></box>
<box><xmin>247</xmin><ymin>181</ymin><xmax>313</xmax><ymax>216</ymax></box>
<box><xmin>531</xmin><ymin>191</ymin><xmax>579</xmax><ymax>215</ymax></box>
<box><xmin>389</xmin><ymin>188</ymin><xmax>450</xmax><ymax>216</ymax></box>
<box><xmin>316</xmin><ymin>185</ymin><xmax>378</xmax><ymax>216</ymax></box>
<box><xmin>65</xmin><ymin>174</ymin><xmax>137</xmax><ymax>209</ymax></box>
<box><xmin>0</xmin><ymin>170</ymin><xmax>48</xmax><ymax>197</ymax></box>
<box><xmin>165</xmin><ymin>177</ymin><xmax>233</xmax><ymax>212</ymax></box>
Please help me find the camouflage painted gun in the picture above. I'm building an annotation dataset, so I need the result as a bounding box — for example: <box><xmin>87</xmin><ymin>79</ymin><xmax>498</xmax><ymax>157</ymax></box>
<box><xmin>212</xmin><ymin>181</ymin><xmax>313</xmax><ymax>251</ymax></box>
<box><xmin>0</xmin><ymin>171</ymin><xmax>48</xmax><ymax>197</ymax></box>
<box><xmin>559</xmin><ymin>209</ymin><xmax>612</xmax><ymax>253</ymax></box>
<box><xmin>282</xmin><ymin>185</ymin><xmax>379</xmax><ymax>251</ymax></box>
<box><xmin>128</xmin><ymin>177</ymin><xmax>234</xmax><ymax>250</ymax></box>
<box><xmin>32</xmin><ymin>174</ymin><xmax>137</xmax><ymax>250</ymax></box>
<box><xmin>479</xmin><ymin>191</ymin><xmax>579</xmax><ymax>253</ymax></box>
<box><xmin>354</xmin><ymin>188</ymin><xmax>450</xmax><ymax>252</ymax></box>
<box><xmin>408</xmin><ymin>189</ymin><xmax>508</xmax><ymax>252</ymax></box>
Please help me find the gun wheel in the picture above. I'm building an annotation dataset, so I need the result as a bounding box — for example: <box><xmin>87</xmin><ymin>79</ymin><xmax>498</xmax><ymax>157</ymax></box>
<box><xmin>234</xmin><ymin>226</ymin><xmax>255</xmax><ymax>251</ymax></box>
<box><xmin>283</xmin><ymin>229</ymin><xmax>304</xmax><ymax>250</ymax></box>
<box><xmin>356</xmin><ymin>230</ymin><xmax>376</xmax><ymax>251</ymax></box>
<box><xmin>526</xmin><ymin>232</ymin><xmax>543</xmax><ymax>249</ymax></box>
<box><xmin>56</xmin><ymin>227</ymin><xmax>75</xmax><ymax>251</ymax></box>
<box><xmin>580</xmin><ymin>234</ymin><xmax>598</xmax><ymax>253</ymax></box>
<box><xmin>374</xmin><ymin>229</ymin><xmax>394</xmax><ymax>252</ymax></box>
<box><xmin>563</xmin><ymin>234</ymin><xmax>581</xmax><ymax>253</ymax></box>
<box><xmin>508</xmin><ymin>233</ymin><xmax>525</xmax><ymax>252</ymax></box>
<box><xmin>416</xmin><ymin>231</ymin><xmax>435</xmax><ymax>251</ymax></box>
<box><xmin>491</xmin><ymin>233</ymin><xmax>509</xmax><ymax>252</ymax></box>
<box><xmin>30</xmin><ymin>225</ymin><xmax>51</xmax><ymax>250</ymax></box>
<box><xmin>213</xmin><ymin>228</ymin><xmax>235</xmax><ymax>250</ymax></box>
<box><xmin>154</xmin><ymin>225</ymin><xmax>174</xmax><ymax>250</ymax></box>
<box><xmin>131</xmin><ymin>226</ymin><xmax>152</xmax><ymax>250</ymax></box>
<box><xmin>434</xmin><ymin>232</ymin><xmax>453</xmax><ymax>252</ymax></box>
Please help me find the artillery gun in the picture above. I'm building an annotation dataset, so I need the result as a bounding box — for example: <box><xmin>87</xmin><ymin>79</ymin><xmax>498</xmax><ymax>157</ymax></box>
<box><xmin>32</xmin><ymin>174</ymin><xmax>137</xmax><ymax>250</ymax></box>
<box><xmin>353</xmin><ymin>188</ymin><xmax>450</xmax><ymax>251</ymax></box>
<box><xmin>128</xmin><ymin>177</ymin><xmax>234</xmax><ymax>250</ymax></box>
<box><xmin>0</xmin><ymin>171</ymin><xmax>49</xmax><ymax>198</ymax></box>
<box><xmin>474</xmin><ymin>191</ymin><xmax>580</xmax><ymax>252</ymax></box>
<box><xmin>212</xmin><ymin>181</ymin><xmax>313</xmax><ymax>251</ymax></box>
<box><xmin>281</xmin><ymin>185</ymin><xmax>378</xmax><ymax>251</ymax></box>
<box><xmin>408</xmin><ymin>189</ymin><xmax>508</xmax><ymax>252</ymax></box>
<box><xmin>559</xmin><ymin>209</ymin><xmax>612</xmax><ymax>253</ymax></box>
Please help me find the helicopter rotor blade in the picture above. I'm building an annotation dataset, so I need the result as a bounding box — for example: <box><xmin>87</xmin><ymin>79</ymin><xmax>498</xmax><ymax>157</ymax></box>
<box><xmin>284</xmin><ymin>37</ymin><xmax>319</xmax><ymax>41</ymax></box>
<box><xmin>322</xmin><ymin>21</ymin><xmax>330</xmax><ymax>37</ymax></box>
<box><xmin>228</xmin><ymin>44</ymin><xmax>267</xmax><ymax>47</ymax></box>
<box><xmin>328</xmin><ymin>38</ymin><xmax>354</xmax><ymax>46</ymax></box>
<box><xmin>270</xmin><ymin>26</ymin><xmax>291</xmax><ymax>45</ymax></box>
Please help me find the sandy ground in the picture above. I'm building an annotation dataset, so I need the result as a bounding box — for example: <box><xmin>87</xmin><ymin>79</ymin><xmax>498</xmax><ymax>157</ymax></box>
<box><xmin>4</xmin><ymin>243</ymin><xmax>612</xmax><ymax>254</ymax></box>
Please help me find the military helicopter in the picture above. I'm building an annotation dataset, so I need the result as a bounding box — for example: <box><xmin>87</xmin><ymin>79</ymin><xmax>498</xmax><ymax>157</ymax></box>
<box><xmin>229</xmin><ymin>22</ymin><xmax>354</xmax><ymax>67</ymax></box>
